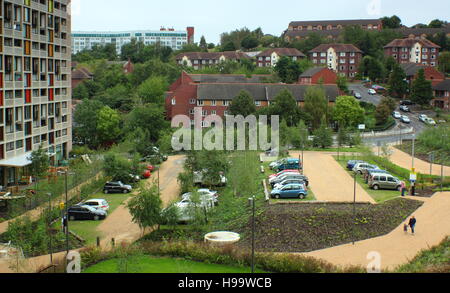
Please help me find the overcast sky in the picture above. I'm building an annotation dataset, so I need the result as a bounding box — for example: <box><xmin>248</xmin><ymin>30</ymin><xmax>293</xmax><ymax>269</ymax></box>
<box><xmin>71</xmin><ymin>0</ymin><xmax>450</xmax><ymax>44</ymax></box>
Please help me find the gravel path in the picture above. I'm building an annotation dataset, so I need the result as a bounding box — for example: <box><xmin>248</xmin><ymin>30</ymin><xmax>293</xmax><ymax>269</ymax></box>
<box><xmin>389</xmin><ymin>147</ymin><xmax>450</xmax><ymax>176</ymax></box>
<box><xmin>290</xmin><ymin>151</ymin><xmax>376</xmax><ymax>203</ymax></box>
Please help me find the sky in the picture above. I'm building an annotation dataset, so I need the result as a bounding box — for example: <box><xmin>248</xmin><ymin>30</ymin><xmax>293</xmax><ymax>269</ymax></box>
<box><xmin>71</xmin><ymin>0</ymin><xmax>450</xmax><ymax>44</ymax></box>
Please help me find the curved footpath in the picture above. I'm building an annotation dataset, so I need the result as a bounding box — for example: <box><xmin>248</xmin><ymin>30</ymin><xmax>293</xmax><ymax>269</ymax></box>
<box><xmin>304</xmin><ymin>192</ymin><xmax>450</xmax><ymax>271</ymax></box>
<box><xmin>388</xmin><ymin>147</ymin><xmax>450</xmax><ymax>177</ymax></box>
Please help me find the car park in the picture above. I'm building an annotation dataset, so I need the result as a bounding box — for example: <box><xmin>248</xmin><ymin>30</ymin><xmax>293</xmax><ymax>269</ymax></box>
<box><xmin>401</xmin><ymin>116</ymin><xmax>411</xmax><ymax>124</ymax></box>
<box><xmin>347</xmin><ymin>160</ymin><xmax>366</xmax><ymax>170</ymax></box>
<box><xmin>353</xmin><ymin>163</ymin><xmax>379</xmax><ymax>175</ymax></box>
<box><xmin>392</xmin><ymin>111</ymin><xmax>402</xmax><ymax>119</ymax></box>
<box><xmin>419</xmin><ymin>114</ymin><xmax>429</xmax><ymax>123</ymax></box>
<box><xmin>368</xmin><ymin>89</ymin><xmax>377</xmax><ymax>95</ymax></box>
<box><xmin>82</xmin><ymin>199</ymin><xmax>110</xmax><ymax>211</ymax></box>
<box><xmin>354</xmin><ymin>92</ymin><xmax>362</xmax><ymax>99</ymax></box>
<box><xmin>368</xmin><ymin>173</ymin><xmax>402</xmax><ymax>191</ymax></box>
<box><xmin>271</xmin><ymin>184</ymin><xmax>308</xmax><ymax>199</ymax></box>
<box><xmin>103</xmin><ymin>181</ymin><xmax>133</xmax><ymax>194</ymax></box>
<box><xmin>68</xmin><ymin>205</ymin><xmax>107</xmax><ymax>221</ymax></box>
<box><xmin>399</xmin><ymin>105</ymin><xmax>410</xmax><ymax>112</ymax></box>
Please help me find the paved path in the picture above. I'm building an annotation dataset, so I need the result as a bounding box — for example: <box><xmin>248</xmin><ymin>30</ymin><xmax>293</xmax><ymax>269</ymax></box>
<box><xmin>389</xmin><ymin>147</ymin><xmax>450</xmax><ymax>177</ymax></box>
<box><xmin>290</xmin><ymin>152</ymin><xmax>376</xmax><ymax>204</ymax></box>
<box><xmin>304</xmin><ymin>192</ymin><xmax>450</xmax><ymax>271</ymax></box>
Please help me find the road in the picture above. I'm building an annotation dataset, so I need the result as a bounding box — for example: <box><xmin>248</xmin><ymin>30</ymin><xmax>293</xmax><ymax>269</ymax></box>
<box><xmin>349</xmin><ymin>83</ymin><xmax>383</xmax><ymax>106</ymax></box>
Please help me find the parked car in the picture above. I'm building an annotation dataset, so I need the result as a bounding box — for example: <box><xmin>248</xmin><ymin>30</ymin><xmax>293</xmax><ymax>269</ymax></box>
<box><xmin>270</xmin><ymin>174</ymin><xmax>307</xmax><ymax>188</ymax></box>
<box><xmin>181</xmin><ymin>189</ymin><xmax>219</xmax><ymax>206</ymax></box>
<box><xmin>400</xmin><ymin>100</ymin><xmax>414</xmax><ymax>106</ymax></box>
<box><xmin>399</xmin><ymin>105</ymin><xmax>410</xmax><ymax>112</ymax></box>
<box><xmin>419</xmin><ymin>114</ymin><xmax>429</xmax><ymax>123</ymax></box>
<box><xmin>354</xmin><ymin>92</ymin><xmax>362</xmax><ymax>99</ymax></box>
<box><xmin>82</xmin><ymin>199</ymin><xmax>110</xmax><ymax>211</ymax></box>
<box><xmin>353</xmin><ymin>163</ymin><xmax>379</xmax><ymax>175</ymax></box>
<box><xmin>270</xmin><ymin>158</ymin><xmax>287</xmax><ymax>170</ymax></box>
<box><xmin>425</xmin><ymin>118</ymin><xmax>436</xmax><ymax>126</ymax></box>
<box><xmin>173</xmin><ymin>196</ymin><xmax>215</xmax><ymax>223</ymax></box>
<box><xmin>68</xmin><ymin>205</ymin><xmax>107</xmax><ymax>221</ymax></box>
<box><xmin>347</xmin><ymin>160</ymin><xmax>366</xmax><ymax>171</ymax></box>
<box><xmin>401</xmin><ymin>115</ymin><xmax>411</xmax><ymax>124</ymax></box>
<box><xmin>269</xmin><ymin>172</ymin><xmax>301</xmax><ymax>185</ymax></box>
<box><xmin>392</xmin><ymin>111</ymin><xmax>402</xmax><ymax>119</ymax></box>
<box><xmin>274</xmin><ymin>175</ymin><xmax>309</xmax><ymax>188</ymax></box>
<box><xmin>103</xmin><ymin>181</ymin><xmax>133</xmax><ymax>194</ymax></box>
<box><xmin>368</xmin><ymin>173</ymin><xmax>402</xmax><ymax>191</ymax></box>
<box><xmin>363</xmin><ymin>169</ymin><xmax>390</xmax><ymax>184</ymax></box>
<box><xmin>271</xmin><ymin>184</ymin><xmax>308</xmax><ymax>199</ymax></box>
<box><xmin>274</xmin><ymin>158</ymin><xmax>301</xmax><ymax>172</ymax></box>
<box><xmin>368</xmin><ymin>89</ymin><xmax>377</xmax><ymax>95</ymax></box>
<box><xmin>268</xmin><ymin>169</ymin><xmax>300</xmax><ymax>180</ymax></box>
<box><xmin>128</xmin><ymin>174</ymin><xmax>141</xmax><ymax>183</ymax></box>
<box><xmin>193</xmin><ymin>170</ymin><xmax>227</xmax><ymax>187</ymax></box>
<box><xmin>273</xmin><ymin>179</ymin><xmax>307</xmax><ymax>191</ymax></box>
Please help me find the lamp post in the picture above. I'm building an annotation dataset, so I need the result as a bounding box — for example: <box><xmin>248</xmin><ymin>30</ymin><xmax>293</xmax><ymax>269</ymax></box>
<box><xmin>248</xmin><ymin>196</ymin><xmax>256</xmax><ymax>274</ymax></box>
<box><xmin>352</xmin><ymin>172</ymin><xmax>357</xmax><ymax>245</ymax></box>
<box><xmin>411</xmin><ymin>133</ymin><xmax>416</xmax><ymax>196</ymax></box>
<box><xmin>47</xmin><ymin>193</ymin><xmax>53</xmax><ymax>265</ymax></box>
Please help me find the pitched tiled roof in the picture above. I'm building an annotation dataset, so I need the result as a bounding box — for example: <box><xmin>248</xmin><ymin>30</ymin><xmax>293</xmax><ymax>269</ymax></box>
<box><xmin>256</xmin><ymin>48</ymin><xmax>306</xmax><ymax>58</ymax></box>
<box><xmin>300</xmin><ymin>67</ymin><xmax>329</xmax><ymax>77</ymax></box>
<box><xmin>399</xmin><ymin>63</ymin><xmax>428</xmax><ymax>77</ymax></box>
<box><xmin>197</xmin><ymin>84</ymin><xmax>339</xmax><ymax>102</ymax></box>
<box><xmin>433</xmin><ymin>79</ymin><xmax>450</xmax><ymax>91</ymax></box>
<box><xmin>384</xmin><ymin>38</ymin><xmax>441</xmax><ymax>48</ymax></box>
<box><xmin>175</xmin><ymin>51</ymin><xmax>249</xmax><ymax>60</ymax></box>
<box><xmin>289</xmin><ymin>19</ymin><xmax>381</xmax><ymax>27</ymax></box>
<box><xmin>72</xmin><ymin>67</ymin><xmax>93</xmax><ymax>79</ymax></box>
<box><xmin>189</xmin><ymin>74</ymin><xmax>272</xmax><ymax>84</ymax></box>
<box><xmin>394</xmin><ymin>27</ymin><xmax>450</xmax><ymax>37</ymax></box>
<box><xmin>284</xmin><ymin>29</ymin><xmax>342</xmax><ymax>39</ymax></box>
<box><xmin>309</xmin><ymin>43</ymin><xmax>363</xmax><ymax>53</ymax></box>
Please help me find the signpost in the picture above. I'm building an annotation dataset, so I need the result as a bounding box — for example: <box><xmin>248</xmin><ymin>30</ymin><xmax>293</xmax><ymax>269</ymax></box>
<box><xmin>410</xmin><ymin>168</ymin><xmax>417</xmax><ymax>196</ymax></box>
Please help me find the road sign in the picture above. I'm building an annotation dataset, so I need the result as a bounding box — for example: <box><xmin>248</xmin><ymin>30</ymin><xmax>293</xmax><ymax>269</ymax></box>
<box><xmin>59</xmin><ymin>202</ymin><xmax>65</xmax><ymax>210</ymax></box>
<box><xmin>358</xmin><ymin>124</ymin><xmax>366</xmax><ymax>130</ymax></box>
<box><xmin>410</xmin><ymin>173</ymin><xmax>417</xmax><ymax>181</ymax></box>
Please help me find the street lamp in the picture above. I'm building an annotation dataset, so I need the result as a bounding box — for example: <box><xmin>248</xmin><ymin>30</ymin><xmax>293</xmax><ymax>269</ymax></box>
<box><xmin>47</xmin><ymin>193</ymin><xmax>53</xmax><ymax>265</ymax></box>
<box><xmin>411</xmin><ymin>133</ymin><xmax>416</xmax><ymax>196</ymax></box>
<box><xmin>248</xmin><ymin>196</ymin><xmax>256</xmax><ymax>274</ymax></box>
<box><xmin>352</xmin><ymin>172</ymin><xmax>357</xmax><ymax>245</ymax></box>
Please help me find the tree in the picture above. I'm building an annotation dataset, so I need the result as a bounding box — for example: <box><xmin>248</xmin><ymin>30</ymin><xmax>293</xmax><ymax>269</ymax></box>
<box><xmin>96</xmin><ymin>106</ymin><xmax>121</xmax><ymax>146</ymax></box>
<box><xmin>438</xmin><ymin>51</ymin><xmax>450</xmax><ymax>74</ymax></box>
<box><xmin>137</xmin><ymin>76</ymin><xmax>168</xmax><ymax>105</ymax></box>
<box><xmin>337</xmin><ymin>127</ymin><xmax>350</xmax><ymax>147</ymax></box>
<box><xmin>274</xmin><ymin>56</ymin><xmax>302</xmax><ymax>84</ymax></box>
<box><xmin>359</xmin><ymin>56</ymin><xmax>385</xmax><ymax>82</ymax></box>
<box><xmin>29</xmin><ymin>144</ymin><xmax>49</xmax><ymax>181</ymax></box>
<box><xmin>127</xmin><ymin>186</ymin><xmax>163</xmax><ymax>233</ymax></box>
<box><xmin>103</xmin><ymin>153</ymin><xmax>134</xmax><ymax>184</ymax></box>
<box><xmin>290</xmin><ymin>121</ymin><xmax>310</xmax><ymax>149</ymax></box>
<box><xmin>73</xmin><ymin>99</ymin><xmax>104</xmax><ymax>148</ymax></box>
<box><xmin>379</xmin><ymin>97</ymin><xmax>397</xmax><ymax>113</ymax></box>
<box><xmin>303</xmin><ymin>86</ymin><xmax>329</xmax><ymax>129</ymax></box>
<box><xmin>125</xmin><ymin>105</ymin><xmax>169</xmax><ymax>143</ymax></box>
<box><xmin>222</xmin><ymin>41</ymin><xmax>236</xmax><ymax>51</ymax></box>
<box><xmin>381</xmin><ymin>15</ymin><xmax>402</xmax><ymax>29</ymax></box>
<box><xmin>336</xmin><ymin>75</ymin><xmax>349</xmax><ymax>94</ymax></box>
<box><xmin>241</xmin><ymin>35</ymin><xmax>259</xmax><ymax>50</ymax></box>
<box><xmin>375</xmin><ymin>103</ymin><xmax>391</xmax><ymax>125</ymax></box>
<box><xmin>411</xmin><ymin>69</ymin><xmax>434</xmax><ymax>106</ymax></box>
<box><xmin>199</xmin><ymin>36</ymin><xmax>208</xmax><ymax>51</ymax></box>
<box><xmin>271</xmin><ymin>89</ymin><xmax>300</xmax><ymax>126</ymax></box>
<box><xmin>428</xmin><ymin>19</ymin><xmax>446</xmax><ymax>28</ymax></box>
<box><xmin>388</xmin><ymin>64</ymin><xmax>408</xmax><ymax>99</ymax></box>
<box><xmin>229</xmin><ymin>90</ymin><xmax>257</xmax><ymax>116</ymax></box>
<box><xmin>72</xmin><ymin>83</ymin><xmax>90</xmax><ymax>100</ymax></box>
<box><xmin>313</xmin><ymin>122</ymin><xmax>333</xmax><ymax>149</ymax></box>
<box><xmin>333</xmin><ymin>96</ymin><xmax>365</xmax><ymax>128</ymax></box>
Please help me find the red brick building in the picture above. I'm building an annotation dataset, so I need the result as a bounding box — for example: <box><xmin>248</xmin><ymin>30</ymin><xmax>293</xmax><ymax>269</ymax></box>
<box><xmin>309</xmin><ymin>44</ymin><xmax>363</xmax><ymax>79</ymax></box>
<box><xmin>256</xmin><ymin>48</ymin><xmax>306</xmax><ymax>67</ymax></box>
<box><xmin>175</xmin><ymin>52</ymin><xmax>249</xmax><ymax>69</ymax></box>
<box><xmin>71</xmin><ymin>66</ymin><xmax>93</xmax><ymax>89</ymax></box>
<box><xmin>400</xmin><ymin>63</ymin><xmax>445</xmax><ymax>86</ymax></box>
<box><xmin>299</xmin><ymin>67</ymin><xmax>337</xmax><ymax>85</ymax></box>
<box><xmin>384</xmin><ymin>37</ymin><xmax>440</xmax><ymax>67</ymax></box>
<box><xmin>165</xmin><ymin>72</ymin><xmax>339</xmax><ymax>123</ymax></box>
<box><xmin>432</xmin><ymin>79</ymin><xmax>450</xmax><ymax>110</ymax></box>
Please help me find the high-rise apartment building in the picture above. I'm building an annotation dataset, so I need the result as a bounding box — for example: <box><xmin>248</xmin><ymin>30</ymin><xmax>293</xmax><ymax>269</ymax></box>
<box><xmin>0</xmin><ymin>0</ymin><xmax>72</xmax><ymax>188</ymax></box>
<box><xmin>72</xmin><ymin>27</ymin><xmax>195</xmax><ymax>54</ymax></box>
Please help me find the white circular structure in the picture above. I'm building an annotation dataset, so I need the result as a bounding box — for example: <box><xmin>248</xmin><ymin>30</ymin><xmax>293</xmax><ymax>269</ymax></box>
<box><xmin>204</xmin><ymin>231</ymin><xmax>241</xmax><ymax>246</ymax></box>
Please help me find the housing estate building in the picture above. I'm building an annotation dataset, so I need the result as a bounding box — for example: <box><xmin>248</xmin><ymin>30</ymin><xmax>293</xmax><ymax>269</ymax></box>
<box><xmin>256</xmin><ymin>48</ymin><xmax>306</xmax><ymax>67</ymax></box>
<box><xmin>165</xmin><ymin>72</ymin><xmax>339</xmax><ymax>124</ymax></box>
<box><xmin>72</xmin><ymin>27</ymin><xmax>195</xmax><ymax>54</ymax></box>
<box><xmin>0</xmin><ymin>0</ymin><xmax>72</xmax><ymax>188</ymax></box>
<box><xmin>71</xmin><ymin>66</ymin><xmax>93</xmax><ymax>88</ymax></box>
<box><xmin>175</xmin><ymin>52</ymin><xmax>249</xmax><ymax>69</ymax></box>
<box><xmin>284</xmin><ymin>19</ymin><xmax>382</xmax><ymax>42</ymax></box>
<box><xmin>298</xmin><ymin>67</ymin><xmax>337</xmax><ymax>85</ymax></box>
<box><xmin>384</xmin><ymin>37</ymin><xmax>441</xmax><ymax>66</ymax></box>
<box><xmin>309</xmin><ymin>44</ymin><xmax>363</xmax><ymax>78</ymax></box>
<box><xmin>399</xmin><ymin>63</ymin><xmax>445</xmax><ymax>86</ymax></box>
<box><xmin>432</xmin><ymin>79</ymin><xmax>450</xmax><ymax>110</ymax></box>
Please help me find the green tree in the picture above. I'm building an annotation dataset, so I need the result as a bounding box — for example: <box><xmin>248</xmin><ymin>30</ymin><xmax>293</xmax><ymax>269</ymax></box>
<box><xmin>375</xmin><ymin>103</ymin><xmax>391</xmax><ymax>125</ymax></box>
<box><xmin>388</xmin><ymin>64</ymin><xmax>408</xmax><ymax>99</ymax></box>
<box><xmin>337</xmin><ymin>127</ymin><xmax>350</xmax><ymax>147</ymax></box>
<box><xmin>96</xmin><ymin>106</ymin><xmax>121</xmax><ymax>146</ymax></box>
<box><xmin>359</xmin><ymin>56</ymin><xmax>385</xmax><ymax>82</ymax></box>
<box><xmin>73</xmin><ymin>99</ymin><xmax>104</xmax><ymax>148</ymax></box>
<box><xmin>380</xmin><ymin>15</ymin><xmax>402</xmax><ymax>29</ymax></box>
<box><xmin>336</xmin><ymin>75</ymin><xmax>349</xmax><ymax>94</ymax></box>
<box><xmin>411</xmin><ymin>69</ymin><xmax>434</xmax><ymax>106</ymax></box>
<box><xmin>229</xmin><ymin>90</ymin><xmax>257</xmax><ymax>116</ymax></box>
<box><xmin>290</xmin><ymin>121</ymin><xmax>310</xmax><ymax>149</ymax></box>
<box><xmin>379</xmin><ymin>97</ymin><xmax>397</xmax><ymax>113</ymax></box>
<box><xmin>428</xmin><ymin>19</ymin><xmax>446</xmax><ymax>28</ymax></box>
<box><xmin>199</xmin><ymin>36</ymin><xmax>208</xmax><ymax>51</ymax></box>
<box><xmin>438</xmin><ymin>51</ymin><xmax>450</xmax><ymax>74</ymax></box>
<box><xmin>29</xmin><ymin>144</ymin><xmax>49</xmax><ymax>182</ymax></box>
<box><xmin>271</xmin><ymin>89</ymin><xmax>300</xmax><ymax>126</ymax></box>
<box><xmin>313</xmin><ymin>122</ymin><xmax>333</xmax><ymax>149</ymax></box>
<box><xmin>241</xmin><ymin>35</ymin><xmax>259</xmax><ymax>50</ymax></box>
<box><xmin>333</xmin><ymin>96</ymin><xmax>365</xmax><ymax>128</ymax></box>
<box><xmin>137</xmin><ymin>76</ymin><xmax>168</xmax><ymax>105</ymax></box>
<box><xmin>303</xmin><ymin>86</ymin><xmax>329</xmax><ymax>129</ymax></box>
<box><xmin>125</xmin><ymin>105</ymin><xmax>169</xmax><ymax>143</ymax></box>
<box><xmin>222</xmin><ymin>41</ymin><xmax>236</xmax><ymax>51</ymax></box>
<box><xmin>72</xmin><ymin>83</ymin><xmax>90</xmax><ymax>100</ymax></box>
<box><xmin>274</xmin><ymin>56</ymin><xmax>302</xmax><ymax>84</ymax></box>
<box><xmin>103</xmin><ymin>153</ymin><xmax>134</xmax><ymax>183</ymax></box>
<box><xmin>127</xmin><ymin>186</ymin><xmax>163</xmax><ymax>233</ymax></box>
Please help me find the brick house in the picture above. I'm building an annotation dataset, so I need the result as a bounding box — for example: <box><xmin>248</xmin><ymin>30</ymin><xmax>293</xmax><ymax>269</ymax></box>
<box><xmin>299</xmin><ymin>67</ymin><xmax>337</xmax><ymax>85</ymax></box>
<box><xmin>165</xmin><ymin>72</ymin><xmax>339</xmax><ymax>123</ymax></box>
<box><xmin>432</xmin><ymin>79</ymin><xmax>450</xmax><ymax>110</ymax></box>
<box><xmin>256</xmin><ymin>48</ymin><xmax>306</xmax><ymax>67</ymax></box>
<box><xmin>400</xmin><ymin>63</ymin><xmax>445</xmax><ymax>86</ymax></box>
<box><xmin>384</xmin><ymin>37</ymin><xmax>440</xmax><ymax>67</ymax></box>
<box><xmin>175</xmin><ymin>52</ymin><xmax>249</xmax><ymax>69</ymax></box>
<box><xmin>106</xmin><ymin>59</ymin><xmax>134</xmax><ymax>74</ymax></box>
<box><xmin>309</xmin><ymin>44</ymin><xmax>363</xmax><ymax>79</ymax></box>
<box><xmin>71</xmin><ymin>66</ymin><xmax>93</xmax><ymax>89</ymax></box>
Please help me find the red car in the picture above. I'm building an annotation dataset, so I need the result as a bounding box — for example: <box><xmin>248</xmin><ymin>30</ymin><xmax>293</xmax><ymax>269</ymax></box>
<box><xmin>147</xmin><ymin>165</ymin><xmax>155</xmax><ymax>172</ymax></box>
<box><xmin>142</xmin><ymin>170</ymin><xmax>152</xmax><ymax>179</ymax></box>
<box><xmin>269</xmin><ymin>169</ymin><xmax>300</xmax><ymax>180</ymax></box>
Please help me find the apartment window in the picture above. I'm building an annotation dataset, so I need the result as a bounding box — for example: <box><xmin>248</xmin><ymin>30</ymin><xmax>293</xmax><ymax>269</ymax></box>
<box><xmin>6</xmin><ymin>142</ymin><xmax>14</xmax><ymax>152</ymax></box>
<box><xmin>223</xmin><ymin>101</ymin><xmax>230</xmax><ymax>106</ymax></box>
<box><xmin>224</xmin><ymin>111</ymin><xmax>229</xmax><ymax>116</ymax></box>
<box><xmin>33</xmin><ymin>136</ymin><xmax>41</xmax><ymax>144</ymax></box>
<box><xmin>320</xmin><ymin>59</ymin><xmax>326</xmax><ymax>64</ymax></box>
<box><xmin>350</xmin><ymin>52</ymin><xmax>355</xmax><ymax>57</ymax></box>
<box><xmin>340</xmin><ymin>52</ymin><xmax>346</xmax><ymax>57</ymax></box>
<box><xmin>255</xmin><ymin>101</ymin><xmax>261</xmax><ymax>106</ymax></box>
<box><xmin>16</xmin><ymin>140</ymin><xmax>23</xmax><ymax>149</ymax></box>
<box><xmin>211</xmin><ymin>110</ymin><xmax>217</xmax><ymax>115</ymax></box>
<box><xmin>171</xmin><ymin>98</ymin><xmax>176</xmax><ymax>105</ymax></box>
<box><xmin>320</xmin><ymin>53</ymin><xmax>326</xmax><ymax>57</ymax></box>
<box><xmin>197</xmin><ymin>100</ymin><xmax>204</xmax><ymax>106</ymax></box>
<box><xmin>312</xmin><ymin>53</ymin><xmax>317</xmax><ymax>57</ymax></box>
<box><xmin>189</xmin><ymin>109</ymin><xmax>195</xmax><ymax>115</ymax></box>
<box><xmin>202</xmin><ymin>110</ymin><xmax>208</xmax><ymax>117</ymax></box>
<box><xmin>211</xmin><ymin>100</ymin><xmax>216</xmax><ymax>106</ymax></box>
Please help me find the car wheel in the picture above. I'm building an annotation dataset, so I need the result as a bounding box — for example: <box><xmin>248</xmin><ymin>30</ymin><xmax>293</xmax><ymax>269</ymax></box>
<box><xmin>94</xmin><ymin>215</ymin><xmax>100</xmax><ymax>221</ymax></box>
<box><xmin>69</xmin><ymin>216</ymin><xmax>75</xmax><ymax>221</ymax></box>
<box><xmin>123</xmin><ymin>189</ymin><xmax>129</xmax><ymax>194</ymax></box>
<box><xmin>299</xmin><ymin>194</ymin><xmax>305</xmax><ymax>200</ymax></box>
<box><xmin>275</xmin><ymin>194</ymin><xmax>280</xmax><ymax>199</ymax></box>
<box><xmin>104</xmin><ymin>189</ymin><xmax>109</xmax><ymax>194</ymax></box>
<box><xmin>358</xmin><ymin>171</ymin><xmax>363</xmax><ymax>175</ymax></box>
<box><xmin>373</xmin><ymin>185</ymin><xmax>379</xmax><ymax>190</ymax></box>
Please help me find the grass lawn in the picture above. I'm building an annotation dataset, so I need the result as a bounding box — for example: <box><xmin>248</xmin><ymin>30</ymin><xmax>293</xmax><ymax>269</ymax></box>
<box><xmin>334</xmin><ymin>157</ymin><xmax>401</xmax><ymax>203</ymax></box>
<box><xmin>61</xmin><ymin>192</ymin><xmax>132</xmax><ymax>245</ymax></box>
<box><xmin>83</xmin><ymin>255</ymin><xmax>266</xmax><ymax>273</ymax></box>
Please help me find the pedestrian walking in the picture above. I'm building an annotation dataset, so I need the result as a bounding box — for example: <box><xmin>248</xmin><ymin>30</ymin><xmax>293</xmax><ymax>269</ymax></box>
<box><xmin>409</xmin><ymin>216</ymin><xmax>417</xmax><ymax>235</ymax></box>
<box><xmin>401</xmin><ymin>181</ymin><xmax>407</xmax><ymax>197</ymax></box>
<box><xmin>404</xmin><ymin>223</ymin><xmax>408</xmax><ymax>234</ymax></box>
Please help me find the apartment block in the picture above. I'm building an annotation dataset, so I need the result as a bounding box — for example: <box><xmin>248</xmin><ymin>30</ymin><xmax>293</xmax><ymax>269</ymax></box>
<box><xmin>384</xmin><ymin>37</ymin><xmax>440</xmax><ymax>67</ymax></box>
<box><xmin>72</xmin><ymin>27</ymin><xmax>195</xmax><ymax>54</ymax></box>
<box><xmin>256</xmin><ymin>48</ymin><xmax>306</xmax><ymax>67</ymax></box>
<box><xmin>0</xmin><ymin>0</ymin><xmax>72</xmax><ymax>188</ymax></box>
<box><xmin>433</xmin><ymin>79</ymin><xmax>450</xmax><ymax>110</ymax></box>
<box><xmin>309</xmin><ymin>44</ymin><xmax>363</xmax><ymax>79</ymax></box>
<box><xmin>175</xmin><ymin>52</ymin><xmax>249</xmax><ymax>69</ymax></box>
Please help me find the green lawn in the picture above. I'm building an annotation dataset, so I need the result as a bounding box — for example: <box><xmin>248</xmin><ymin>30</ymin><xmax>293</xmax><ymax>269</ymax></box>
<box><xmin>83</xmin><ymin>256</ymin><xmax>266</xmax><ymax>273</ymax></box>
<box><xmin>59</xmin><ymin>192</ymin><xmax>132</xmax><ymax>245</ymax></box>
<box><xmin>334</xmin><ymin>157</ymin><xmax>402</xmax><ymax>203</ymax></box>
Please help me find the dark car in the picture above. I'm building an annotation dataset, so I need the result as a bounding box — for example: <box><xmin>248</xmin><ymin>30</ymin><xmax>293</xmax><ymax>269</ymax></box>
<box><xmin>400</xmin><ymin>100</ymin><xmax>414</xmax><ymax>106</ymax></box>
<box><xmin>68</xmin><ymin>205</ymin><xmax>107</xmax><ymax>221</ymax></box>
<box><xmin>103</xmin><ymin>181</ymin><xmax>133</xmax><ymax>194</ymax></box>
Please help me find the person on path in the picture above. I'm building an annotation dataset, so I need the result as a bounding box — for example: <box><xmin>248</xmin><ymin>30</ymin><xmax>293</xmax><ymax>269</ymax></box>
<box><xmin>404</xmin><ymin>223</ymin><xmax>408</xmax><ymax>234</ymax></box>
<box><xmin>401</xmin><ymin>181</ymin><xmax>406</xmax><ymax>197</ymax></box>
<box><xmin>409</xmin><ymin>216</ymin><xmax>417</xmax><ymax>235</ymax></box>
